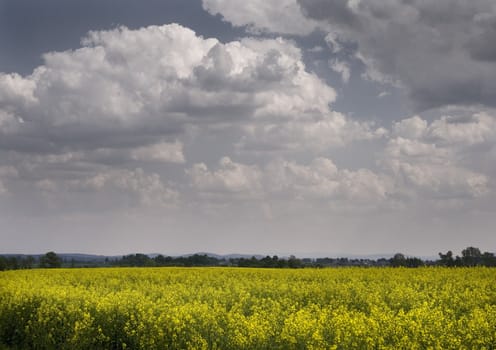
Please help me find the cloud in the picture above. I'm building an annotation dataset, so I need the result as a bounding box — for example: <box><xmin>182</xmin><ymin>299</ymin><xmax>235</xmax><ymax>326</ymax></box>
<box><xmin>265</xmin><ymin>157</ymin><xmax>392</xmax><ymax>202</ymax></box>
<box><xmin>0</xmin><ymin>73</ymin><xmax>37</xmax><ymax>107</ymax></box>
<box><xmin>392</xmin><ymin>116</ymin><xmax>428</xmax><ymax>139</ymax></box>
<box><xmin>205</xmin><ymin>0</ymin><xmax>496</xmax><ymax>110</ymax></box>
<box><xmin>0</xmin><ymin>23</ymin><xmax>350</xmax><ymax>156</ymax></box>
<box><xmin>297</xmin><ymin>0</ymin><xmax>496</xmax><ymax>110</ymax></box>
<box><xmin>60</xmin><ymin>168</ymin><xmax>178</xmax><ymax>207</ymax></box>
<box><xmin>329</xmin><ymin>59</ymin><xmax>351</xmax><ymax>83</ymax></box>
<box><xmin>79</xmin><ymin>168</ymin><xmax>177</xmax><ymax>205</ymax></box>
<box><xmin>187</xmin><ymin>157</ymin><xmax>263</xmax><ymax>196</ymax></box>
<box><xmin>428</xmin><ymin>112</ymin><xmax>496</xmax><ymax>146</ymax></box>
<box><xmin>237</xmin><ymin>112</ymin><xmax>385</xmax><ymax>153</ymax></box>
<box><xmin>324</xmin><ymin>32</ymin><xmax>344</xmax><ymax>54</ymax></box>
<box><xmin>384</xmin><ymin>147</ymin><xmax>489</xmax><ymax>199</ymax></box>
<box><xmin>383</xmin><ymin>112</ymin><xmax>495</xmax><ymax>199</ymax></box>
<box><xmin>202</xmin><ymin>0</ymin><xmax>320</xmax><ymax>35</ymax></box>
<box><xmin>1</xmin><ymin>22</ymin><xmax>380</xmax><ymax>202</ymax></box>
<box><xmin>189</xmin><ymin>156</ymin><xmax>392</xmax><ymax>204</ymax></box>
<box><xmin>1</xmin><ymin>20</ymin><xmax>493</xmax><ymax>220</ymax></box>
<box><xmin>130</xmin><ymin>141</ymin><xmax>185</xmax><ymax>163</ymax></box>
<box><xmin>393</xmin><ymin>112</ymin><xmax>496</xmax><ymax>146</ymax></box>
<box><xmin>0</xmin><ymin>25</ymin><xmax>292</xmax><ymax>153</ymax></box>
<box><xmin>0</xmin><ymin>24</ymin><xmax>216</xmax><ymax>156</ymax></box>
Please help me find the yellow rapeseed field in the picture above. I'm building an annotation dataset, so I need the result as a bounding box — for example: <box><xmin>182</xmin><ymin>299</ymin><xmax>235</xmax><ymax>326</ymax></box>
<box><xmin>1</xmin><ymin>267</ymin><xmax>495</xmax><ymax>349</ymax></box>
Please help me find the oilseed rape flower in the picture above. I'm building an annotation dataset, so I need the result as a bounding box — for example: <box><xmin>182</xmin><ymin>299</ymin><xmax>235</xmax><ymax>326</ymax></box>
<box><xmin>0</xmin><ymin>267</ymin><xmax>495</xmax><ymax>349</ymax></box>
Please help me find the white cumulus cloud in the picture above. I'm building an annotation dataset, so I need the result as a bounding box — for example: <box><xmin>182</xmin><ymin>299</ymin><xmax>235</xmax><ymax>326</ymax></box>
<box><xmin>202</xmin><ymin>0</ymin><xmax>321</xmax><ymax>35</ymax></box>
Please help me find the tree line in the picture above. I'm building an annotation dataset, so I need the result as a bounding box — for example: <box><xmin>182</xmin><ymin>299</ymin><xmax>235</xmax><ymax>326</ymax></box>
<box><xmin>437</xmin><ymin>247</ymin><xmax>496</xmax><ymax>267</ymax></box>
<box><xmin>0</xmin><ymin>251</ymin><xmax>62</xmax><ymax>270</ymax></box>
<box><xmin>1</xmin><ymin>247</ymin><xmax>495</xmax><ymax>271</ymax></box>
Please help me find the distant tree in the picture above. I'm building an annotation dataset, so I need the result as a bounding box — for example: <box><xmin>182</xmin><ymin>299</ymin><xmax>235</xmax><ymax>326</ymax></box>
<box><xmin>154</xmin><ymin>254</ymin><xmax>173</xmax><ymax>266</ymax></box>
<box><xmin>461</xmin><ymin>247</ymin><xmax>482</xmax><ymax>266</ymax></box>
<box><xmin>7</xmin><ymin>256</ymin><xmax>19</xmax><ymax>270</ymax></box>
<box><xmin>390</xmin><ymin>253</ymin><xmax>406</xmax><ymax>267</ymax></box>
<box><xmin>118</xmin><ymin>253</ymin><xmax>152</xmax><ymax>267</ymax></box>
<box><xmin>0</xmin><ymin>256</ymin><xmax>7</xmax><ymax>271</ymax></box>
<box><xmin>39</xmin><ymin>252</ymin><xmax>62</xmax><ymax>268</ymax></box>
<box><xmin>288</xmin><ymin>255</ymin><xmax>302</xmax><ymax>268</ymax></box>
<box><xmin>438</xmin><ymin>250</ymin><xmax>455</xmax><ymax>267</ymax></box>
<box><xmin>21</xmin><ymin>256</ymin><xmax>35</xmax><ymax>269</ymax></box>
<box><xmin>405</xmin><ymin>257</ymin><xmax>424</xmax><ymax>268</ymax></box>
<box><xmin>0</xmin><ymin>256</ymin><xmax>33</xmax><ymax>270</ymax></box>
<box><xmin>481</xmin><ymin>252</ymin><xmax>496</xmax><ymax>267</ymax></box>
<box><xmin>260</xmin><ymin>255</ymin><xmax>281</xmax><ymax>268</ymax></box>
<box><xmin>274</xmin><ymin>255</ymin><xmax>287</xmax><ymax>268</ymax></box>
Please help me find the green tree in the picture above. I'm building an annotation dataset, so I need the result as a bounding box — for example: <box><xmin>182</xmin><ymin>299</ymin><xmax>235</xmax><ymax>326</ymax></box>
<box><xmin>288</xmin><ymin>255</ymin><xmax>302</xmax><ymax>268</ymax></box>
<box><xmin>390</xmin><ymin>253</ymin><xmax>406</xmax><ymax>267</ymax></box>
<box><xmin>438</xmin><ymin>250</ymin><xmax>455</xmax><ymax>267</ymax></box>
<box><xmin>481</xmin><ymin>252</ymin><xmax>496</xmax><ymax>267</ymax></box>
<box><xmin>405</xmin><ymin>257</ymin><xmax>424</xmax><ymax>267</ymax></box>
<box><xmin>21</xmin><ymin>256</ymin><xmax>35</xmax><ymax>269</ymax></box>
<box><xmin>39</xmin><ymin>251</ymin><xmax>62</xmax><ymax>268</ymax></box>
<box><xmin>461</xmin><ymin>246</ymin><xmax>482</xmax><ymax>266</ymax></box>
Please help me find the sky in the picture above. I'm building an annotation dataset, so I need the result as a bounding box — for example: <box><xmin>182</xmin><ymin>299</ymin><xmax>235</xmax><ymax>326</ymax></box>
<box><xmin>1</xmin><ymin>0</ymin><xmax>495</xmax><ymax>257</ymax></box>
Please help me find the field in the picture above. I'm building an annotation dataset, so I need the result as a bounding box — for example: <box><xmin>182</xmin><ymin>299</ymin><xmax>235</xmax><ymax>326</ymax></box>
<box><xmin>1</xmin><ymin>267</ymin><xmax>495</xmax><ymax>349</ymax></box>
